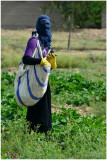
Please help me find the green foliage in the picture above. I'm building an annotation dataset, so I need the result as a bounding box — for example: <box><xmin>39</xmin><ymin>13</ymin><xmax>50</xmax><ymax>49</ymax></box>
<box><xmin>1</xmin><ymin>108</ymin><xmax>106</xmax><ymax>159</ymax></box>
<box><xmin>87</xmin><ymin>1</ymin><xmax>106</xmax><ymax>28</ymax></box>
<box><xmin>1</xmin><ymin>72</ymin><xmax>26</xmax><ymax>127</ymax></box>
<box><xmin>1</xmin><ymin>71</ymin><xmax>106</xmax><ymax>159</ymax></box>
<box><xmin>49</xmin><ymin>70</ymin><xmax>106</xmax><ymax>106</ymax></box>
<box><xmin>44</xmin><ymin>1</ymin><xmax>106</xmax><ymax>28</ymax></box>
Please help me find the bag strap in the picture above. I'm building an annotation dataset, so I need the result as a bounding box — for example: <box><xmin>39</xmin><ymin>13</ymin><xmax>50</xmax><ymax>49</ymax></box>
<box><xmin>32</xmin><ymin>33</ymin><xmax>43</xmax><ymax>59</ymax></box>
<box><xmin>32</xmin><ymin>31</ymin><xmax>52</xmax><ymax>58</ymax></box>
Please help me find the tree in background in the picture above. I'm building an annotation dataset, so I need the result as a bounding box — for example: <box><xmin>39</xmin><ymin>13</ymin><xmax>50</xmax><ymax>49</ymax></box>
<box><xmin>86</xmin><ymin>1</ymin><xmax>106</xmax><ymax>28</ymax></box>
<box><xmin>41</xmin><ymin>1</ymin><xmax>106</xmax><ymax>51</ymax></box>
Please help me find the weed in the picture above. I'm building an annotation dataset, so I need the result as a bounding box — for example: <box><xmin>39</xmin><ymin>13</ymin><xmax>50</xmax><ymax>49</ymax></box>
<box><xmin>50</xmin><ymin>70</ymin><xmax>106</xmax><ymax>107</ymax></box>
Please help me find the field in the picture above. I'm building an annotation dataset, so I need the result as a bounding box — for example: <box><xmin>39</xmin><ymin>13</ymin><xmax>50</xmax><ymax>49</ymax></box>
<box><xmin>1</xmin><ymin>28</ymin><xmax>106</xmax><ymax>159</ymax></box>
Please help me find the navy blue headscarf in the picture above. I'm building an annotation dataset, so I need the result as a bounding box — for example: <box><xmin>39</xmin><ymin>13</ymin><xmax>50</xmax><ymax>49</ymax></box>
<box><xmin>36</xmin><ymin>15</ymin><xmax>52</xmax><ymax>48</ymax></box>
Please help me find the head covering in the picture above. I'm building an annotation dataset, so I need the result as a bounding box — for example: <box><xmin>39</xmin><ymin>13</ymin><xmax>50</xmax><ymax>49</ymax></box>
<box><xmin>36</xmin><ymin>15</ymin><xmax>52</xmax><ymax>48</ymax></box>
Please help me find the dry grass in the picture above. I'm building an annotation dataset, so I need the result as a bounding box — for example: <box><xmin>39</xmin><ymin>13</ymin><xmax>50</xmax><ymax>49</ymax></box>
<box><xmin>2</xmin><ymin>28</ymin><xmax>106</xmax><ymax>39</ymax></box>
<box><xmin>56</xmin><ymin>51</ymin><xmax>106</xmax><ymax>69</ymax></box>
<box><xmin>1</xmin><ymin>28</ymin><xmax>33</xmax><ymax>39</ymax></box>
<box><xmin>52</xmin><ymin>28</ymin><xmax>106</xmax><ymax>40</ymax></box>
<box><xmin>1</xmin><ymin>28</ymin><xmax>106</xmax><ymax>68</ymax></box>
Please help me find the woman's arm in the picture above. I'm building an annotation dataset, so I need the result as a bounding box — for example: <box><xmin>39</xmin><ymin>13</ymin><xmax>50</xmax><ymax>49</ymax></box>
<box><xmin>23</xmin><ymin>37</ymin><xmax>42</xmax><ymax>65</ymax></box>
<box><xmin>22</xmin><ymin>56</ymin><xmax>41</xmax><ymax>65</ymax></box>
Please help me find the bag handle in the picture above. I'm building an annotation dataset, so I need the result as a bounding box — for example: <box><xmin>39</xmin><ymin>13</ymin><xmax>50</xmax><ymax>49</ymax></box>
<box><xmin>32</xmin><ymin>34</ymin><xmax>43</xmax><ymax>59</ymax></box>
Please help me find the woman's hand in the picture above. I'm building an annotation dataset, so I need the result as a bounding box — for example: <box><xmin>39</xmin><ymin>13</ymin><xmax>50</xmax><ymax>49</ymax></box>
<box><xmin>40</xmin><ymin>58</ymin><xmax>51</xmax><ymax>66</ymax></box>
<box><xmin>47</xmin><ymin>53</ymin><xmax>57</xmax><ymax>69</ymax></box>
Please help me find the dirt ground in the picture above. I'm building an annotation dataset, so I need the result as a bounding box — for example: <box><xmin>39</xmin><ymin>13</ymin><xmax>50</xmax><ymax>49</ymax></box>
<box><xmin>51</xmin><ymin>104</ymin><xmax>93</xmax><ymax>116</ymax></box>
<box><xmin>1</xmin><ymin>67</ymin><xmax>18</xmax><ymax>74</ymax></box>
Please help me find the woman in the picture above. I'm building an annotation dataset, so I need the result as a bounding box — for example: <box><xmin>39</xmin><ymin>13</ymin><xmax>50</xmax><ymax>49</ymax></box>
<box><xmin>22</xmin><ymin>15</ymin><xmax>56</xmax><ymax>137</ymax></box>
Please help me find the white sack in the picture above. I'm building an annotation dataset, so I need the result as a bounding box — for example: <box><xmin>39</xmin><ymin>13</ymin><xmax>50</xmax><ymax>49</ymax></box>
<box><xmin>14</xmin><ymin>39</ymin><xmax>51</xmax><ymax>107</ymax></box>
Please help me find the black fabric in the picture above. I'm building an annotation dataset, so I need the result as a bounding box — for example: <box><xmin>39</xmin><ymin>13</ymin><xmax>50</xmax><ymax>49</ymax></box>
<box><xmin>23</xmin><ymin>56</ymin><xmax>52</xmax><ymax>133</ymax></box>
<box><xmin>26</xmin><ymin>83</ymin><xmax>52</xmax><ymax>133</ymax></box>
<box><xmin>22</xmin><ymin>56</ymin><xmax>41</xmax><ymax>65</ymax></box>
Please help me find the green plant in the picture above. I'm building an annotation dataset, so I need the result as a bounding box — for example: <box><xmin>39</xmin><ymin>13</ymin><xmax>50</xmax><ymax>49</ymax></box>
<box><xmin>42</xmin><ymin>1</ymin><xmax>106</xmax><ymax>29</ymax></box>
<box><xmin>1</xmin><ymin>107</ymin><xmax>106</xmax><ymax>159</ymax></box>
<box><xmin>1</xmin><ymin>71</ymin><xmax>106</xmax><ymax>159</ymax></box>
<box><xmin>49</xmin><ymin>70</ymin><xmax>106</xmax><ymax>106</ymax></box>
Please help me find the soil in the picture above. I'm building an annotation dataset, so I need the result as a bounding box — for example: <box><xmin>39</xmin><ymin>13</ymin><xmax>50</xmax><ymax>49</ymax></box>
<box><xmin>1</xmin><ymin>67</ymin><xmax>18</xmax><ymax>74</ymax></box>
<box><xmin>51</xmin><ymin>104</ymin><xmax>93</xmax><ymax>116</ymax></box>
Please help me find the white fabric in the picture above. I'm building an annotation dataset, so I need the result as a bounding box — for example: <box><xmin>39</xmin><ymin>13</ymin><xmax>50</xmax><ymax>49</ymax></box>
<box><xmin>14</xmin><ymin>38</ymin><xmax>51</xmax><ymax>107</ymax></box>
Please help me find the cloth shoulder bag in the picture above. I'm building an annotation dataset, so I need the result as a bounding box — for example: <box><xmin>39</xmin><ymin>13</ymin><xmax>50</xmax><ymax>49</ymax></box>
<box><xmin>14</xmin><ymin>36</ymin><xmax>51</xmax><ymax>107</ymax></box>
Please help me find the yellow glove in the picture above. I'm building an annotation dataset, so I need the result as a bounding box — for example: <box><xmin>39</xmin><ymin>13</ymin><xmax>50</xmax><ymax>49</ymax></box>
<box><xmin>40</xmin><ymin>58</ymin><xmax>51</xmax><ymax>66</ymax></box>
<box><xmin>47</xmin><ymin>53</ymin><xmax>57</xmax><ymax>69</ymax></box>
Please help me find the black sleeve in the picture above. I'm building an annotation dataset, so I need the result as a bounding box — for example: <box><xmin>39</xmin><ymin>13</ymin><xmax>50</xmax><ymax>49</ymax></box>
<box><xmin>22</xmin><ymin>56</ymin><xmax>41</xmax><ymax>65</ymax></box>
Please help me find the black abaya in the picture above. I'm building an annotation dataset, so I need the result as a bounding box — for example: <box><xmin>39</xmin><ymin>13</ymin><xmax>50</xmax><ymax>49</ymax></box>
<box><xmin>23</xmin><ymin>56</ymin><xmax>52</xmax><ymax>133</ymax></box>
